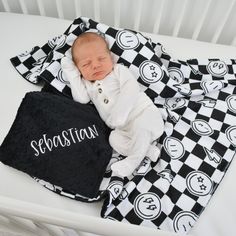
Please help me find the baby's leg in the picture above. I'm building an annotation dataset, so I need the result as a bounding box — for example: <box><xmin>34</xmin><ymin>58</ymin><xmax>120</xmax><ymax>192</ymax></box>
<box><xmin>146</xmin><ymin>142</ymin><xmax>160</xmax><ymax>162</ymax></box>
<box><xmin>110</xmin><ymin>129</ymin><xmax>160</xmax><ymax>161</ymax></box>
<box><xmin>144</xmin><ymin>105</ymin><xmax>164</xmax><ymax>162</ymax></box>
<box><xmin>109</xmin><ymin>129</ymin><xmax>130</xmax><ymax>156</ymax></box>
<box><xmin>111</xmin><ymin>129</ymin><xmax>153</xmax><ymax>177</ymax></box>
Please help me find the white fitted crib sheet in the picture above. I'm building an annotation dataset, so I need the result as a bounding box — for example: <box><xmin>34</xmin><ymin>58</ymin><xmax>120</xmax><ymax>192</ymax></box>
<box><xmin>0</xmin><ymin>12</ymin><xmax>235</xmax><ymax>236</ymax></box>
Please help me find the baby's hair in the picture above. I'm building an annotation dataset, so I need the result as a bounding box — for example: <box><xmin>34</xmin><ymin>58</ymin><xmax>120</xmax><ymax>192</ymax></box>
<box><xmin>71</xmin><ymin>32</ymin><xmax>109</xmax><ymax>63</ymax></box>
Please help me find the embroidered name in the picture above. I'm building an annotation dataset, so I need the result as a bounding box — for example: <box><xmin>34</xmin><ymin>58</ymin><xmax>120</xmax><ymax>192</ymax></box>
<box><xmin>30</xmin><ymin>125</ymin><xmax>99</xmax><ymax>157</ymax></box>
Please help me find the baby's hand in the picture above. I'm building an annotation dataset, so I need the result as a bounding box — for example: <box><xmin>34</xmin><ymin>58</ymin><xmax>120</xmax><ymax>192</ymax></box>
<box><xmin>61</xmin><ymin>57</ymin><xmax>81</xmax><ymax>80</ymax></box>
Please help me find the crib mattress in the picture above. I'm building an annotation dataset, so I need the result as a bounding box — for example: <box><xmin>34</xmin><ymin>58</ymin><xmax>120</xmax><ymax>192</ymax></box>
<box><xmin>0</xmin><ymin>12</ymin><xmax>236</xmax><ymax>236</ymax></box>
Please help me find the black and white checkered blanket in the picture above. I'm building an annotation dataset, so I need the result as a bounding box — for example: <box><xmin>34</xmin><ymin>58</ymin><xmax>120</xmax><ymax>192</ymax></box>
<box><xmin>10</xmin><ymin>17</ymin><xmax>236</xmax><ymax>234</ymax></box>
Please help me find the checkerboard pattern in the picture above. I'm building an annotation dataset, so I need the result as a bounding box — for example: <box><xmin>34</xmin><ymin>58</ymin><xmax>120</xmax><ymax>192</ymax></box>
<box><xmin>11</xmin><ymin>17</ymin><xmax>236</xmax><ymax>234</ymax></box>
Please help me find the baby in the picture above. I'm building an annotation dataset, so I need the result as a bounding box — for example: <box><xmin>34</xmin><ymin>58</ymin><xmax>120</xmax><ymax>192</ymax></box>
<box><xmin>61</xmin><ymin>32</ymin><xmax>164</xmax><ymax>177</ymax></box>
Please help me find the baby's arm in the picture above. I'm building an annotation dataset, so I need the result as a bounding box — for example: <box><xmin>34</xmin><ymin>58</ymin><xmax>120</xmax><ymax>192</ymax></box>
<box><xmin>61</xmin><ymin>57</ymin><xmax>90</xmax><ymax>104</ymax></box>
<box><xmin>108</xmin><ymin>64</ymin><xmax>140</xmax><ymax>127</ymax></box>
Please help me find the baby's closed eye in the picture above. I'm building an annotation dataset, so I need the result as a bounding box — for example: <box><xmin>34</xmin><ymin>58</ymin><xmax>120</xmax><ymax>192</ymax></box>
<box><xmin>98</xmin><ymin>56</ymin><xmax>106</xmax><ymax>61</ymax></box>
<box><xmin>81</xmin><ymin>62</ymin><xmax>91</xmax><ymax>68</ymax></box>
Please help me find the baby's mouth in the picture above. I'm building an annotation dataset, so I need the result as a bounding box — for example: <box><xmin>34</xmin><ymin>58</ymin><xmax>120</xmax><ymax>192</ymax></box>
<box><xmin>93</xmin><ymin>71</ymin><xmax>103</xmax><ymax>77</ymax></box>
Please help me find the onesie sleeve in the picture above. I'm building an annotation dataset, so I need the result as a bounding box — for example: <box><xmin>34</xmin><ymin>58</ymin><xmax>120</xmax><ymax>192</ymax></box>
<box><xmin>61</xmin><ymin>57</ymin><xmax>90</xmax><ymax>104</ymax></box>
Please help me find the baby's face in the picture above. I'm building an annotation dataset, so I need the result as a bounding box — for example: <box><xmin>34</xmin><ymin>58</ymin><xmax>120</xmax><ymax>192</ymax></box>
<box><xmin>73</xmin><ymin>39</ymin><xmax>113</xmax><ymax>81</ymax></box>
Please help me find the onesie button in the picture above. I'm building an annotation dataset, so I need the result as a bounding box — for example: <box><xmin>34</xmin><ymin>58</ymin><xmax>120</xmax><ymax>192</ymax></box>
<box><xmin>98</xmin><ymin>88</ymin><xmax>103</xmax><ymax>93</ymax></box>
<box><xmin>104</xmin><ymin>98</ymin><xmax>109</xmax><ymax>104</ymax></box>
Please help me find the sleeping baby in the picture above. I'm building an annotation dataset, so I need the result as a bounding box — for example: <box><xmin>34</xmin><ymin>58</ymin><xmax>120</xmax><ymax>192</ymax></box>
<box><xmin>61</xmin><ymin>32</ymin><xmax>164</xmax><ymax>177</ymax></box>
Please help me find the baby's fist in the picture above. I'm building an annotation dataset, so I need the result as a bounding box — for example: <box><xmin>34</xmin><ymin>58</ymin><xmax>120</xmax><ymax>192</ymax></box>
<box><xmin>61</xmin><ymin>57</ymin><xmax>81</xmax><ymax>80</ymax></box>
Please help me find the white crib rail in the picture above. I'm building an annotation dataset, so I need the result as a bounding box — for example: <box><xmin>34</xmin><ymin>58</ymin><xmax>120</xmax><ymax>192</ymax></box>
<box><xmin>0</xmin><ymin>0</ymin><xmax>236</xmax><ymax>46</ymax></box>
<box><xmin>0</xmin><ymin>196</ymin><xmax>181</xmax><ymax>236</ymax></box>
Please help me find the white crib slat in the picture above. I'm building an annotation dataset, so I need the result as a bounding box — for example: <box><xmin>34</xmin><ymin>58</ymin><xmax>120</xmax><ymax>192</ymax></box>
<box><xmin>211</xmin><ymin>0</ymin><xmax>236</xmax><ymax>43</ymax></box>
<box><xmin>0</xmin><ymin>223</ymin><xmax>35</xmax><ymax>236</ymax></box>
<box><xmin>36</xmin><ymin>0</ymin><xmax>46</xmax><ymax>16</ymax></box>
<box><xmin>231</xmin><ymin>36</ymin><xmax>236</xmax><ymax>46</ymax></box>
<box><xmin>152</xmin><ymin>0</ymin><xmax>165</xmax><ymax>34</ymax></box>
<box><xmin>7</xmin><ymin>216</ymin><xmax>38</xmax><ymax>233</ymax></box>
<box><xmin>19</xmin><ymin>0</ymin><xmax>28</xmax><ymax>14</ymax></box>
<box><xmin>134</xmin><ymin>0</ymin><xmax>143</xmax><ymax>31</ymax></box>
<box><xmin>74</xmin><ymin>0</ymin><xmax>82</xmax><ymax>17</ymax></box>
<box><xmin>1</xmin><ymin>0</ymin><xmax>10</xmax><ymax>12</ymax></box>
<box><xmin>94</xmin><ymin>0</ymin><xmax>100</xmax><ymax>22</ymax></box>
<box><xmin>74</xmin><ymin>230</ymin><xmax>88</xmax><ymax>236</ymax></box>
<box><xmin>114</xmin><ymin>0</ymin><xmax>121</xmax><ymax>28</ymax></box>
<box><xmin>0</xmin><ymin>215</ymin><xmax>37</xmax><ymax>236</ymax></box>
<box><xmin>173</xmin><ymin>0</ymin><xmax>188</xmax><ymax>37</ymax></box>
<box><xmin>55</xmin><ymin>0</ymin><xmax>64</xmax><ymax>19</ymax></box>
<box><xmin>0</xmin><ymin>215</ymin><xmax>10</xmax><ymax>224</ymax></box>
<box><xmin>192</xmin><ymin>0</ymin><xmax>212</xmax><ymax>40</ymax></box>
<box><xmin>37</xmin><ymin>222</ymin><xmax>65</xmax><ymax>236</ymax></box>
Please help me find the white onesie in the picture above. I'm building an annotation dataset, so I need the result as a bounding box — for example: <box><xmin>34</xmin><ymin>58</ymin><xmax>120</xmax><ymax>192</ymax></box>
<box><xmin>62</xmin><ymin>58</ymin><xmax>164</xmax><ymax>177</ymax></box>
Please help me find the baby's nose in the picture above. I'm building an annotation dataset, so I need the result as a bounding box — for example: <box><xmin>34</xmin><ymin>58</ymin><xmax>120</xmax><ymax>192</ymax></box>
<box><xmin>92</xmin><ymin>60</ymin><xmax>101</xmax><ymax>69</ymax></box>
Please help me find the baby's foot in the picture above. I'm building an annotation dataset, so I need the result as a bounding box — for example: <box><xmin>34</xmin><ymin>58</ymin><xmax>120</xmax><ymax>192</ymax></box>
<box><xmin>111</xmin><ymin>159</ymin><xmax>138</xmax><ymax>177</ymax></box>
<box><xmin>146</xmin><ymin>145</ymin><xmax>160</xmax><ymax>162</ymax></box>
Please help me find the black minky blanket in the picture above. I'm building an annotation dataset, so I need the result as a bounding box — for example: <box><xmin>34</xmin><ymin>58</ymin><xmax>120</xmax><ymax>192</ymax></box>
<box><xmin>0</xmin><ymin>91</ymin><xmax>112</xmax><ymax>199</ymax></box>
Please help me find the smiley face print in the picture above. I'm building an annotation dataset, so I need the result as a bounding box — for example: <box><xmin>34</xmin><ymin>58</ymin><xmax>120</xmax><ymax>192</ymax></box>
<box><xmin>186</xmin><ymin>171</ymin><xmax>213</xmax><ymax>196</ymax></box>
<box><xmin>173</xmin><ymin>211</ymin><xmax>198</xmax><ymax>233</ymax></box>
<box><xmin>25</xmin><ymin>68</ymin><xmax>42</xmax><ymax>83</ymax></box>
<box><xmin>200</xmin><ymin>81</ymin><xmax>224</xmax><ymax>94</ymax></box>
<box><xmin>161</xmin><ymin>45</ymin><xmax>167</xmax><ymax>54</ymax></box>
<box><xmin>158</xmin><ymin>169</ymin><xmax>174</xmax><ymax>183</ymax></box>
<box><xmin>207</xmin><ymin>60</ymin><xmax>228</xmax><ymax>77</ymax></box>
<box><xmin>139</xmin><ymin>60</ymin><xmax>164</xmax><ymax>84</ymax></box>
<box><xmin>226</xmin><ymin>95</ymin><xmax>236</xmax><ymax>113</ymax></box>
<box><xmin>19</xmin><ymin>47</ymin><xmax>37</xmax><ymax>57</ymax></box>
<box><xmin>119</xmin><ymin>181</ymin><xmax>136</xmax><ymax>200</ymax></box>
<box><xmin>191</xmin><ymin>119</ymin><xmax>213</xmax><ymax>136</ymax></box>
<box><xmin>135</xmin><ymin>157</ymin><xmax>151</xmax><ymax>175</ymax></box>
<box><xmin>164</xmin><ymin>137</ymin><xmax>185</xmax><ymax>160</ymax></box>
<box><xmin>173</xmin><ymin>84</ymin><xmax>192</xmax><ymax>96</ymax></box>
<box><xmin>197</xmin><ymin>99</ymin><xmax>216</xmax><ymax>108</ymax></box>
<box><xmin>48</xmin><ymin>35</ymin><xmax>67</xmax><ymax>50</ymax></box>
<box><xmin>168</xmin><ymin>67</ymin><xmax>185</xmax><ymax>84</ymax></box>
<box><xmin>116</xmin><ymin>30</ymin><xmax>140</xmax><ymax>50</ymax></box>
<box><xmin>58</xmin><ymin>68</ymin><xmax>69</xmax><ymax>84</ymax></box>
<box><xmin>166</xmin><ymin>109</ymin><xmax>181</xmax><ymax>123</ymax></box>
<box><xmin>203</xmin><ymin>147</ymin><xmax>222</xmax><ymax>164</ymax></box>
<box><xmin>134</xmin><ymin>193</ymin><xmax>161</xmax><ymax>220</ymax></box>
<box><xmin>107</xmin><ymin>181</ymin><xmax>123</xmax><ymax>200</ymax></box>
<box><xmin>226</xmin><ymin>126</ymin><xmax>236</xmax><ymax>147</ymax></box>
<box><xmin>165</xmin><ymin>98</ymin><xmax>186</xmax><ymax>110</ymax></box>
